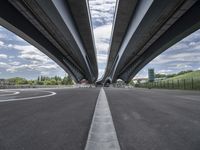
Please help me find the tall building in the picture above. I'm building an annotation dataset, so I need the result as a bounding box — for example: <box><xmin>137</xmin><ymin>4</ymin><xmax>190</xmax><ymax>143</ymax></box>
<box><xmin>148</xmin><ymin>68</ymin><xmax>155</xmax><ymax>82</ymax></box>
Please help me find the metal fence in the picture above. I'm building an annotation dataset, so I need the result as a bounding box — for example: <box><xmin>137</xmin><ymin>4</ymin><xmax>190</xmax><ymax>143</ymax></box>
<box><xmin>136</xmin><ymin>78</ymin><xmax>200</xmax><ymax>90</ymax></box>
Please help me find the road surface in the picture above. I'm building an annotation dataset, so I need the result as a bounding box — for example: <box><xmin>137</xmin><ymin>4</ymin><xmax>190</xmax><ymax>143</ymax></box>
<box><xmin>0</xmin><ymin>88</ymin><xmax>100</xmax><ymax>150</ymax></box>
<box><xmin>0</xmin><ymin>87</ymin><xmax>200</xmax><ymax>150</ymax></box>
<box><xmin>105</xmin><ymin>88</ymin><xmax>200</xmax><ymax>150</ymax></box>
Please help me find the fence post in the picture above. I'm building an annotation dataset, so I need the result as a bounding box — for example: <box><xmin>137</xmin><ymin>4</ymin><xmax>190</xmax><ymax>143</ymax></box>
<box><xmin>183</xmin><ymin>79</ymin><xmax>186</xmax><ymax>90</ymax></box>
<box><xmin>191</xmin><ymin>78</ymin><xmax>194</xmax><ymax>90</ymax></box>
<box><xmin>172</xmin><ymin>80</ymin><xmax>174</xmax><ymax>89</ymax></box>
<box><xmin>177</xmin><ymin>79</ymin><xmax>180</xmax><ymax>89</ymax></box>
<box><xmin>167</xmin><ymin>80</ymin><xmax>169</xmax><ymax>89</ymax></box>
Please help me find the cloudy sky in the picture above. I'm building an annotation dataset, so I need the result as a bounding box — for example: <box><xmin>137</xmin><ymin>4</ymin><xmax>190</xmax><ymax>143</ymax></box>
<box><xmin>89</xmin><ymin>0</ymin><xmax>116</xmax><ymax>78</ymax></box>
<box><xmin>0</xmin><ymin>0</ymin><xmax>200</xmax><ymax>80</ymax></box>
<box><xmin>0</xmin><ymin>26</ymin><xmax>66</xmax><ymax>79</ymax></box>
<box><xmin>134</xmin><ymin>29</ymin><xmax>200</xmax><ymax>78</ymax></box>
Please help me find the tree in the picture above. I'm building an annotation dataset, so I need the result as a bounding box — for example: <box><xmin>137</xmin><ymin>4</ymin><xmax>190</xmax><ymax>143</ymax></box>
<box><xmin>155</xmin><ymin>74</ymin><xmax>167</xmax><ymax>78</ymax></box>
<box><xmin>62</xmin><ymin>75</ymin><xmax>73</xmax><ymax>85</ymax></box>
<box><xmin>8</xmin><ymin>77</ymin><xmax>28</xmax><ymax>85</ymax></box>
<box><xmin>128</xmin><ymin>80</ymin><xmax>134</xmax><ymax>86</ymax></box>
<box><xmin>50</xmin><ymin>79</ymin><xmax>57</xmax><ymax>85</ymax></box>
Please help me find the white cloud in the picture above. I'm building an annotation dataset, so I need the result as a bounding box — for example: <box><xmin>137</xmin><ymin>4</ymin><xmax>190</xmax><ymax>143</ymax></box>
<box><xmin>5</xmin><ymin>63</ymin><xmax>58</xmax><ymax>74</ymax></box>
<box><xmin>135</xmin><ymin>29</ymin><xmax>200</xmax><ymax>78</ymax></box>
<box><xmin>94</xmin><ymin>24</ymin><xmax>112</xmax><ymax>54</ymax></box>
<box><xmin>89</xmin><ymin>0</ymin><xmax>116</xmax><ymax>79</ymax></box>
<box><xmin>97</xmin><ymin>54</ymin><xmax>107</xmax><ymax>63</ymax></box>
<box><xmin>1</xmin><ymin>43</ymin><xmax>64</xmax><ymax>75</ymax></box>
<box><xmin>94</xmin><ymin>24</ymin><xmax>112</xmax><ymax>40</ymax></box>
<box><xmin>0</xmin><ymin>41</ymin><xmax>4</xmax><ymax>47</ymax></box>
<box><xmin>98</xmin><ymin>69</ymin><xmax>106</xmax><ymax>78</ymax></box>
<box><xmin>15</xmin><ymin>35</ymin><xmax>24</xmax><ymax>42</ymax></box>
<box><xmin>94</xmin><ymin>24</ymin><xmax>112</xmax><ymax>78</ymax></box>
<box><xmin>18</xmin><ymin>53</ymin><xmax>50</xmax><ymax>63</ymax></box>
<box><xmin>0</xmin><ymin>54</ymin><xmax>7</xmax><ymax>59</ymax></box>
<box><xmin>150</xmin><ymin>50</ymin><xmax>200</xmax><ymax>65</ymax></box>
<box><xmin>0</xmin><ymin>26</ymin><xmax>67</xmax><ymax>79</ymax></box>
<box><xmin>0</xmin><ymin>33</ymin><xmax>6</xmax><ymax>39</ymax></box>
<box><xmin>169</xmin><ymin>64</ymin><xmax>192</xmax><ymax>70</ymax></box>
<box><xmin>89</xmin><ymin>0</ymin><xmax>116</xmax><ymax>28</ymax></box>
<box><xmin>7</xmin><ymin>44</ymin><xmax>52</xmax><ymax>64</ymax></box>
<box><xmin>9</xmin><ymin>61</ymin><xmax>21</xmax><ymax>65</ymax></box>
<box><xmin>0</xmin><ymin>62</ymin><xmax>10</xmax><ymax>68</ymax></box>
<box><xmin>8</xmin><ymin>56</ymin><xmax>15</xmax><ymax>59</ymax></box>
<box><xmin>157</xmin><ymin>69</ymin><xmax>173</xmax><ymax>74</ymax></box>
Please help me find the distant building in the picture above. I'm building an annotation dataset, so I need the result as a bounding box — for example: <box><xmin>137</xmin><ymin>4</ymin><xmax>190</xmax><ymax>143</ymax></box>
<box><xmin>148</xmin><ymin>68</ymin><xmax>155</xmax><ymax>82</ymax></box>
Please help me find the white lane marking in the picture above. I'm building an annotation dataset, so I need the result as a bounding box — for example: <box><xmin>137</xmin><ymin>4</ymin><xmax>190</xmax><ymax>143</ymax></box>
<box><xmin>0</xmin><ymin>90</ymin><xmax>20</xmax><ymax>96</ymax></box>
<box><xmin>0</xmin><ymin>91</ymin><xmax>56</xmax><ymax>102</ymax></box>
<box><xmin>85</xmin><ymin>88</ymin><xmax>121</xmax><ymax>150</ymax></box>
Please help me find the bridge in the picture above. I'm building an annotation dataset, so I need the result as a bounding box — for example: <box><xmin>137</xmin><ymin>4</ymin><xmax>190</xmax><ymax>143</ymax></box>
<box><xmin>101</xmin><ymin>0</ymin><xmax>200</xmax><ymax>84</ymax></box>
<box><xmin>1</xmin><ymin>1</ymin><xmax>200</xmax><ymax>150</ymax></box>
<box><xmin>0</xmin><ymin>0</ymin><xmax>98</xmax><ymax>83</ymax></box>
<box><xmin>1</xmin><ymin>0</ymin><xmax>200</xmax><ymax>85</ymax></box>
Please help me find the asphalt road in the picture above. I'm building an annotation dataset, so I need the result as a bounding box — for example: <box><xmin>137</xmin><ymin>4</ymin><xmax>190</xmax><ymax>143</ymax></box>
<box><xmin>0</xmin><ymin>88</ymin><xmax>100</xmax><ymax>150</ymax></box>
<box><xmin>1</xmin><ymin>87</ymin><xmax>200</xmax><ymax>150</ymax></box>
<box><xmin>105</xmin><ymin>88</ymin><xmax>200</xmax><ymax>150</ymax></box>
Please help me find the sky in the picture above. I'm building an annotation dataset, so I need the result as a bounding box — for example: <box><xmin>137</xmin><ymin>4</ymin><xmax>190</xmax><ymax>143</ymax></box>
<box><xmin>89</xmin><ymin>0</ymin><xmax>116</xmax><ymax>78</ymax></box>
<box><xmin>0</xmin><ymin>26</ymin><xmax>66</xmax><ymax>79</ymax></box>
<box><xmin>88</xmin><ymin>0</ymin><xmax>200</xmax><ymax>79</ymax></box>
<box><xmin>134</xmin><ymin>29</ymin><xmax>200</xmax><ymax>79</ymax></box>
<box><xmin>0</xmin><ymin>0</ymin><xmax>200</xmax><ymax>80</ymax></box>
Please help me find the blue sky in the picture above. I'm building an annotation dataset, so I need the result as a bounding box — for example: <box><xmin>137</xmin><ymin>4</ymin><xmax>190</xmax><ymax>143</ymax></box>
<box><xmin>135</xmin><ymin>29</ymin><xmax>200</xmax><ymax>78</ymax></box>
<box><xmin>89</xmin><ymin>0</ymin><xmax>116</xmax><ymax>78</ymax></box>
<box><xmin>0</xmin><ymin>0</ymin><xmax>200</xmax><ymax>80</ymax></box>
<box><xmin>0</xmin><ymin>26</ymin><xmax>66</xmax><ymax>79</ymax></box>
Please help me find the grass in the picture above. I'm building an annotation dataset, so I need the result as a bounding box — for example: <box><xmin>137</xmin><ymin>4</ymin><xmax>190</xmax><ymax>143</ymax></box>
<box><xmin>137</xmin><ymin>70</ymin><xmax>200</xmax><ymax>90</ymax></box>
<box><xmin>166</xmin><ymin>70</ymin><xmax>200</xmax><ymax>80</ymax></box>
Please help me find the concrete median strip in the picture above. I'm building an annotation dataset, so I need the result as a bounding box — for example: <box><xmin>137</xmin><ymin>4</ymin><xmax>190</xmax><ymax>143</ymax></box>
<box><xmin>85</xmin><ymin>88</ymin><xmax>120</xmax><ymax>150</ymax></box>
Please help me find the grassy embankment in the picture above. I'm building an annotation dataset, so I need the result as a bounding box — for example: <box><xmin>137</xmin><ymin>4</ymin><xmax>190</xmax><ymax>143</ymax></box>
<box><xmin>137</xmin><ymin>70</ymin><xmax>200</xmax><ymax>90</ymax></box>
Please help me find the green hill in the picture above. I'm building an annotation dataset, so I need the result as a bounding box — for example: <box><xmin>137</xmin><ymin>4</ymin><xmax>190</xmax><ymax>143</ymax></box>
<box><xmin>166</xmin><ymin>70</ymin><xmax>200</xmax><ymax>80</ymax></box>
<box><xmin>137</xmin><ymin>70</ymin><xmax>200</xmax><ymax>90</ymax></box>
<box><xmin>158</xmin><ymin>70</ymin><xmax>200</xmax><ymax>90</ymax></box>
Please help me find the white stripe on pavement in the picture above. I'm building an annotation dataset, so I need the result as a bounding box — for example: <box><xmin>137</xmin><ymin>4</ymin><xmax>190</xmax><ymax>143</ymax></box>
<box><xmin>0</xmin><ymin>91</ymin><xmax>56</xmax><ymax>102</ymax></box>
<box><xmin>85</xmin><ymin>88</ymin><xmax>120</xmax><ymax>150</ymax></box>
<box><xmin>0</xmin><ymin>90</ymin><xmax>20</xmax><ymax>96</ymax></box>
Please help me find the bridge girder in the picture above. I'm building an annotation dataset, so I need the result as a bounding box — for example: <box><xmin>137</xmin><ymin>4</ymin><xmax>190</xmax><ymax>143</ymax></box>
<box><xmin>0</xmin><ymin>0</ymin><xmax>98</xmax><ymax>83</ymax></box>
<box><xmin>102</xmin><ymin>0</ymin><xmax>200</xmax><ymax>84</ymax></box>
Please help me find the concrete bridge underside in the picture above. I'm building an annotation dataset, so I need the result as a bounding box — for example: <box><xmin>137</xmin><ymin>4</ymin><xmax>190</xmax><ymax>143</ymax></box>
<box><xmin>101</xmin><ymin>0</ymin><xmax>200</xmax><ymax>84</ymax></box>
<box><xmin>0</xmin><ymin>0</ymin><xmax>98</xmax><ymax>83</ymax></box>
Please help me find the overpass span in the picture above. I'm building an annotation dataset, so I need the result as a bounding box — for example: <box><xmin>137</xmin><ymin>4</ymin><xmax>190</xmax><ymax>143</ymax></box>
<box><xmin>102</xmin><ymin>0</ymin><xmax>200</xmax><ymax>84</ymax></box>
<box><xmin>0</xmin><ymin>0</ymin><xmax>98</xmax><ymax>83</ymax></box>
